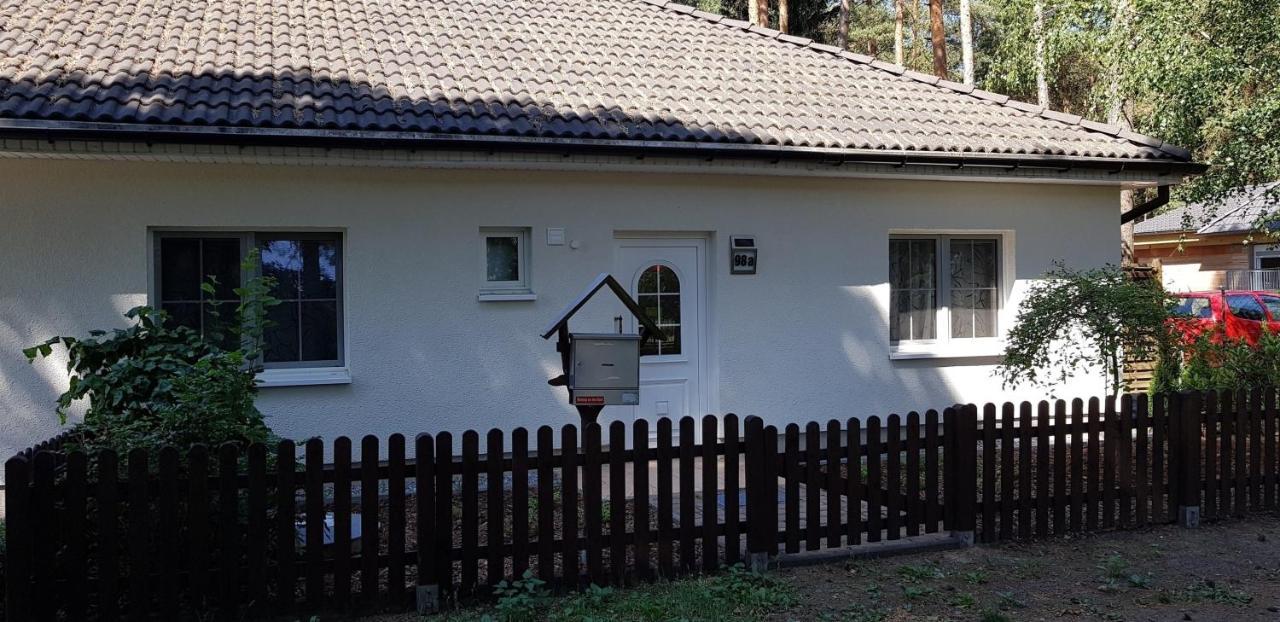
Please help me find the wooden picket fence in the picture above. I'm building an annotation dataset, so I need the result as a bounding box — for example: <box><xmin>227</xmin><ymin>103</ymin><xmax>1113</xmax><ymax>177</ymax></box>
<box><xmin>6</xmin><ymin>390</ymin><xmax>1280</xmax><ymax>620</ymax></box>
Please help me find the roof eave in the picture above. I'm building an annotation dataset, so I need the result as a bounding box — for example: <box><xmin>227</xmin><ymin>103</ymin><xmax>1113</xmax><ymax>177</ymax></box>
<box><xmin>0</xmin><ymin>119</ymin><xmax>1208</xmax><ymax>176</ymax></box>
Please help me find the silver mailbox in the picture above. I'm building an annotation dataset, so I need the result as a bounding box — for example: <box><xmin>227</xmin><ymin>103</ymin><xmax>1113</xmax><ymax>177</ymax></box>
<box><xmin>570</xmin><ymin>333</ymin><xmax>640</xmax><ymax>407</ymax></box>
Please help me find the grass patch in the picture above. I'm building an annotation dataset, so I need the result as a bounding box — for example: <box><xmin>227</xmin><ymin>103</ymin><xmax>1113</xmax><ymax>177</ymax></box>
<box><xmin>895</xmin><ymin>563</ymin><xmax>945</xmax><ymax>583</ymax></box>
<box><xmin>1176</xmin><ymin>580</ymin><xmax>1253</xmax><ymax>606</ymax></box>
<box><xmin>442</xmin><ymin>565</ymin><xmax>796</xmax><ymax>622</ymax></box>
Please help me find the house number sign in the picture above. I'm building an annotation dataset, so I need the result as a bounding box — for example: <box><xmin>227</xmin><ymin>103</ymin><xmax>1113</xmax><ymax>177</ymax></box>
<box><xmin>730</xmin><ymin>235</ymin><xmax>757</xmax><ymax>275</ymax></box>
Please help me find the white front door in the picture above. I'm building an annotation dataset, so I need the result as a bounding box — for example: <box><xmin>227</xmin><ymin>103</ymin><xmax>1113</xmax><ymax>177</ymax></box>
<box><xmin>615</xmin><ymin>238</ymin><xmax>706</xmax><ymax>423</ymax></box>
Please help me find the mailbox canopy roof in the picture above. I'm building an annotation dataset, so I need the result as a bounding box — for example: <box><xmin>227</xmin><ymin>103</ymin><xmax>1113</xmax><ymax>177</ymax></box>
<box><xmin>541</xmin><ymin>273</ymin><xmax>664</xmax><ymax>341</ymax></box>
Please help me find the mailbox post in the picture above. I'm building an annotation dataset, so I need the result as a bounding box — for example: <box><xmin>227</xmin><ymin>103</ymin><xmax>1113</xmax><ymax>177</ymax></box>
<box><xmin>541</xmin><ymin>273</ymin><xmax>664</xmax><ymax>427</ymax></box>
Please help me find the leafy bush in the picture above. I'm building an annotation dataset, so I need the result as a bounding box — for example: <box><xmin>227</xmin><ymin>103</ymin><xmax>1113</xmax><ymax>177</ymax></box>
<box><xmin>24</xmin><ymin>251</ymin><xmax>279</xmax><ymax>456</ymax></box>
<box><xmin>997</xmin><ymin>264</ymin><xmax>1177</xmax><ymax>396</ymax></box>
<box><xmin>1173</xmin><ymin>326</ymin><xmax>1280</xmax><ymax>392</ymax></box>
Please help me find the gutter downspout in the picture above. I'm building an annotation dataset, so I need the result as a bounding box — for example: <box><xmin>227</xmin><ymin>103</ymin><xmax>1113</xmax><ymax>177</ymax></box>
<box><xmin>1120</xmin><ymin>184</ymin><xmax>1171</xmax><ymax>224</ymax></box>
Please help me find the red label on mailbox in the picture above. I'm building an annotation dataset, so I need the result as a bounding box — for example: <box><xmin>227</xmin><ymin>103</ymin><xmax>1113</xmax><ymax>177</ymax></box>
<box><xmin>575</xmin><ymin>395</ymin><xmax>606</xmax><ymax>406</ymax></box>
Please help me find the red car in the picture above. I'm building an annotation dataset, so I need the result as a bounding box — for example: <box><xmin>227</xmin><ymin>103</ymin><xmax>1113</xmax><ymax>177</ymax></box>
<box><xmin>1172</xmin><ymin>290</ymin><xmax>1280</xmax><ymax>345</ymax></box>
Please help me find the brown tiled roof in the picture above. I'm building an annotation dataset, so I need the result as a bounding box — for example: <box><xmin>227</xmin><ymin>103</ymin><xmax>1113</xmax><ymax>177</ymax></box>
<box><xmin>0</xmin><ymin>0</ymin><xmax>1195</xmax><ymax>165</ymax></box>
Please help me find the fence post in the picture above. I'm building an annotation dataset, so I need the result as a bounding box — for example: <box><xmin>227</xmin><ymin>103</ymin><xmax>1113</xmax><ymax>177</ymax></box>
<box><xmin>949</xmin><ymin>405</ymin><xmax>978</xmax><ymax>545</ymax></box>
<box><xmin>743</xmin><ymin>416</ymin><xmax>770</xmax><ymax>572</ymax></box>
<box><xmin>1176</xmin><ymin>391</ymin><xmax>1202</xmax><ymax>528</ymax></box>
<box><xmin>5</xmin><ymin>456</ymin><xmax>31</xmax><ymax>622</ymax></box>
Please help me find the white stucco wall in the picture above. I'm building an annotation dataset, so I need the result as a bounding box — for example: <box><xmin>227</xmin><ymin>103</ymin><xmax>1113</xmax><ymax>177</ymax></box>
<box><xmin>0</xmin><ymin>158</ymin><xmax>1119</xmax><ymax>459</ymax></box>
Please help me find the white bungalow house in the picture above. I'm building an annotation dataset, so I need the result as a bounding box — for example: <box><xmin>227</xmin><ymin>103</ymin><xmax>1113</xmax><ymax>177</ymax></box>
<box><xmin>0</xmin><ymin>0</ymin><xmax>1202</xmax><ymax>459</ymax></box>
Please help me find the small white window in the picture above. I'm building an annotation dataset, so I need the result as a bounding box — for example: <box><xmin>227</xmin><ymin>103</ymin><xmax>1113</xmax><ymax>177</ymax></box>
<box><xmin>889</xmin><ymin>234</ymin><xmax>1001</xmax><ymax>347</ymax></box>
<box><xmin>479</xmin><ymin>228</ymin><xmax>533</xmax><ymax>300</ymax></box>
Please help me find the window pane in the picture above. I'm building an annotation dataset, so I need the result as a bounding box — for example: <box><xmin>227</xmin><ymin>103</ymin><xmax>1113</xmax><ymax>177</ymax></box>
<box><xmin>971</xmin><ymin>240</ymin><xmax>997</xmax><ymax>288</ymax></box>
<box><xmin>300</xmin><ymin>301</ymin><xmax>339</xmax><ymax>361</ymax></box>
<box><xmin>659</xmin><ymin>294</ymin><xmax>680</xmax><ymax>326</ymax></box>
<box><xmin>300</xmin><ymin>240</ymin><xmax>339</xmax><ymax>298</ymax></box>
<box><xmin>202</xmin><ymin>238</ymin><xmax>242</xmax><ymax>300</ymax></box>
<box><xmin>640</xmin><ymin>336</ymin><xmax>660</xmax><ymax>357</ymax></box>
<box><xmin>1261</xmin><ymin>296</ymin><xmax>1280</xmax><ymax>320</ymax></box>
<box><xmin>1260</xmin><ymin>257</ymin><xmax>1280</xmax><ymax>270</ymax></box>
<box><xmin>161</xmin><ymin>302</ymin><xmax>201</xmax><ymax>332</ymax></box>
<box><xmin>889</xmin><ymin>239</ymin><xmax>937</xmax><ymax>342</ymax></box>
<box><xmin>660</xmin><ymin>325</ymin><xmax>681</xmax><ymax>355</ymax></box>
<box><xmin>908</xmin><ymin>240</ymin><xmax>936</xmax><ymax>289</ymax></box>
<box><xmin>202</xmin><ymin>303</ymin><xmax>239</xmax><ymax>351</ymax></box>
<box><xmin>264</xmin><ymin>301</ymin><xmax>301</xmax><ymax>363</ymax></box>
<box><xmin>486</xmin><ymin>236</ymin><xmax>520</xmax><ymax>282</ymax></box>
<box><xmin>160</xmin><ymin>238</ymin><xmax>201</xmax><ymax>301</ymax></box>
<box><xmin>657</xmin><ymin>265</ymin><xmax>679</xmax><ymax>293</ymax></box>
<box><xmin>260</xmin><ymin>239</ymin><xmax>304</xmax><ymax>299</ymax></box>
<box><xmin>1174</xmin><ymin>297</ymin><xmax>1213</xmax><ymax>319</ymax></box>
<box><xmin>911</xmin><ymin>290</ymin><xmax>936</xmax><ymax>340</ymax></box>
<box><xmin>950</xmin><ymin>290</ymin><xmax>974</xmax><ymax>339</ymax></box>
<box><xmin>950</xmin><ymin>240</ymin><xmax>973</xmax><ymax>289</ymax></box>
<box><xmin>1227</xmin><ymin>294</ymin><xmax>1266</xmax><ymax>321</ymax></box>
<box><xmin>638</xmin><ymin>266</ymin><xmax>658</xmax><ymax>293</ymax></box>
<box><xmin>638</xmin><ymin>294</ymin><xmax>659</xmax><ymax>325</ymax></box>
<box><xmin>973</xmin><ymin>290</ymin><xmax>996</xmax><ymax>338</ymax></box>
<box><xmin>950</xmin><ymin>239</ymin><xmax>998</xmax><ymax>339</ymax></box>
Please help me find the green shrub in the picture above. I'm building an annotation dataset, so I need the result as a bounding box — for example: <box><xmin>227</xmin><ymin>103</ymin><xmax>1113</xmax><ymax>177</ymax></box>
<box><xmin>1176</xmin><ymin>326</ymin><xmax>1280</xmax><ymax>392</ymax></box>
<box><xmin>24</xmin><ymin>250</ymin><xmax>279</xmax><ymax>457</ymax></box>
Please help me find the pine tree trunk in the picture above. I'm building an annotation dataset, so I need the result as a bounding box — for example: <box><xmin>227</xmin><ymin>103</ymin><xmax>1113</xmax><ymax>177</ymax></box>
<box><xmin>959</xmin><ymin>0</ymin><xmax>974</xmax><ymax>85</ymax></box>
<box><xmin>778</xmin><ymin>0</ymin><xmax>789</xmax><ymax>34</ymax></box>
<box><xmin>865</xmin><ymin>0</ymin><xmax>878</xmax><ymax>56</ymax></box>
<box><xmin>929</xmin><ymin>0</ymin><xmax>947</xmax><ymax>78</ymax></box>
<box><xmin>894</xmin><ymin>0</ymin><xmax>905</xmax><ymax>65</ymax></box>
<box><xmin>1034</xmin><ymin>0</ymin><xmax>1049</xmax><ymax>107</ymax></box>
<box><xmin>1110</xmin><ymin>0</ymin><xmax>1136</xmax><ymax>264</ymax></box>
<box><xmin>838</xmin><ymin>0</ymin><xmax>850</xmax><ymax>50</ymax></box>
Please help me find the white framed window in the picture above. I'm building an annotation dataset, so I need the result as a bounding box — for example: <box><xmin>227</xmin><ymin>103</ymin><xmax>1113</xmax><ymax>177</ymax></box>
<box><xmin>889</xmin><ymin>233</ymin><xmax>1003</xmax><ymax>356</ymax></box>
<box><xmin>153</xmin><ymin>231</ymin><xmax>350</xmax><ymax>384</ymax></box>
<box><xmin>479</xmin><ymin>227</ymin><xmax>535</xmax><ymax>300</ymax></box>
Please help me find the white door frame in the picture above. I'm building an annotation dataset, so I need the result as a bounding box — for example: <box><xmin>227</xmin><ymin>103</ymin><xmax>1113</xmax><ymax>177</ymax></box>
<box><xmin>615</xmin><ymin>232</ymin><xmax>717</xmax><ymax>420</ymax></box>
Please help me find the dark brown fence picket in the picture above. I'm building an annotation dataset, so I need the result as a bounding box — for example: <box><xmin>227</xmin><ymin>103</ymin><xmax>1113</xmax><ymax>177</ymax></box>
<box><xmin>536</xmin><ymin>427</ymin><xmax>555</xmax><ymax>582</ymax></box>
<box><xmin>804</xmin><ymin>421</ymin><xmax>821</xmax><ymax>550</ymax></box>
<box><xmin>866</xmin><ymin>417</ymin><xmax>882</xmax><ymax>542</ymax></box>
<box><xmin>304</xmin><ymin>439</ymin><xmax>324</xmax><ymax>609</ymax></box>
<box><xmin>655</xmin><ymin>418</ymin><xmax>673</xmax><ymax>578</ymax></box>
<box><xmin>66</xmin><ymin>451</ymin><xmax>90</xmax><ymax>620</ymax></box>
<box><xmin>906</xmin><ymin>412</ymin><xmax>922</xmax><ymax>538</ymax></box>
<box><xmin>511</xmin><ymin>428</ymin><xmax>529</xmax><ymax>582</ymax></box>
<box><xmin>845</xmin><ymin>417</ymin><xmax>863</xmax><ymax>545</ymax></box>
<box><xmin>362</xmin><ymin>435</ymin><xmax>381</xmax><ymax>602</ymax></box>
<box><xmin>885</xmin><ymin>415</ymin><xmax>902</xmax><ymax>541</ymax></box>
<box><xmin>186</xmin><ymin>446</ymin><xmax>207</xmax><ymax>617</ymax></box>
<box><xmin>1053</xmin><ymin>400</ymin><xmax>1068</xmax><ymax>535</ymax></box>
<box><xmin>583</xmin><ymin>423</ymin><xmax>604</xmax><ymax>584</ymax></box>
<box><xmin>275</xmin><ymin>440</ymin><xmax>297</xmax><ymax>614</ymax></box>
<box><xmin>701</xmin><ymin>416</ymin><xmax>719</xmax><ymax>573</ymax></box>
<box><xmin>388</xmin><ymin>434</ymin><xmax>407</xmax><ymax>604</ymax></box>
<box><xmin>333</xmin><ymin>437</ymin><xmax>353</xmax><ymax>610</ymax></box>
<box><xmin>781</xmin><ymin>424</ymin><xmax>800</xmax><ymax>553</ymax></box>
<box><xmin>612</xmin><ymin>421</ymin><xmax>630</xmax><ymax>582</ymax></box>
<box><xmin>924</xmin><ymin>410</ymin><xmax>939</xmax><ymax>534</ymax></box>
<box><xmin>980</xmin><ymin>405</ymin><xmax>996</xmax><ymax>543</ymax></box>
<box><xmin>723</xmin><ymin>414</ymin><xmax>741</xmax><ymax>565</ymax></box>
<box><xmin>633</xmin><ymin>419</ymin><xmax>652</xmax><ymax>580</ymax></box>
<box><xmin>485</xmin><ymin>429</ymin><xmax>504</xmax><ymax>588</ymax></box>
<box><xmin>677</xmin><ymin>417</ymin><xmax>696</xmax><ymax>573</ymax></box>
<box><xmin>825</xmin><ymin>419</ymin><xmax>842</xmax><ymax>548</ymax></box>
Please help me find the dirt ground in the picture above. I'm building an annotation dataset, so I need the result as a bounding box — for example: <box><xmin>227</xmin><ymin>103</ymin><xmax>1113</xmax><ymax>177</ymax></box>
<box><xmin>768</xmin><ymin>514</ymin><xmax>1280</xmax><ymax>621</ymax></box>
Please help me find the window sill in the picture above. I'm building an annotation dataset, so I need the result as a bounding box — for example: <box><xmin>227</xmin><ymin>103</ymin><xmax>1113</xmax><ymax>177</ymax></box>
<box><xmin>889</xmin><ymin>342</ymin><xmax>1006</xmax><ymax>360</ymax></box>
<box><xmin>478</xmin><ymin>292</ymin><xmax>538</xmax><ymax>302</ymax></box>
<box><xmin>257</xmin><ymin>367</ymin><xmax>353</xmax><ymax>387</ymax></box>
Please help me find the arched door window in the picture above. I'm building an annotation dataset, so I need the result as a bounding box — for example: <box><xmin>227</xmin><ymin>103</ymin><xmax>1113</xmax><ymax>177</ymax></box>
<box><xmin>637</xmin><ymin>264</ymin><xmax>681</xmax><ymax>356</ymax></box>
